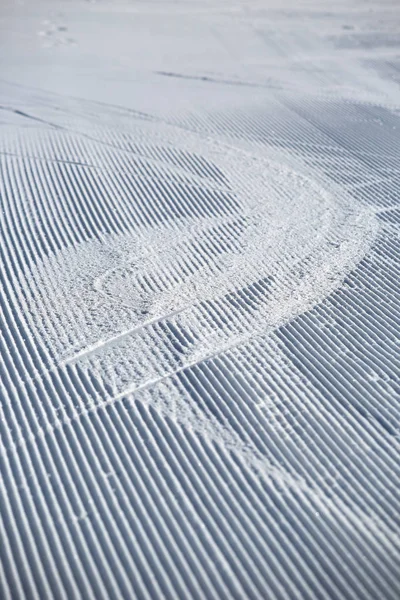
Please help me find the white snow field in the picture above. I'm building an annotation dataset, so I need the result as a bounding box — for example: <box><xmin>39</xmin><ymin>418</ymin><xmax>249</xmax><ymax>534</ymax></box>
<box><xmin>0</xmin><ymin>1</ymin><xmax>399</xmax><ymax>598</ymax></box>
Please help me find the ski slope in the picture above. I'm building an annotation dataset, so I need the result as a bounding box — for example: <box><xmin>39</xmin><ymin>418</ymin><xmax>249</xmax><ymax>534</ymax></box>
<box><xmin>0</xmin><ymin>1</ymin><xmax>399</xmax><ymax>598</ymax></box>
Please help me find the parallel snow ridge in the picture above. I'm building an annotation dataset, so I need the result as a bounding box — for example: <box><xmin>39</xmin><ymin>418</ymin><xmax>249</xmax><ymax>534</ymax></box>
<box><xmin>1</xmin><ymin>82</ymin><xmax>399</xmax><ymax>600</ymax></box>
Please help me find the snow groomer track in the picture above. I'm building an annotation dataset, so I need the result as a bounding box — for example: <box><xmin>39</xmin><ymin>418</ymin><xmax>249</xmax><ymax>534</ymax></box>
<box><xmin>1</xmin><ymin>1</ymin><xmax>400</xmax><ymax>599</ymax></box>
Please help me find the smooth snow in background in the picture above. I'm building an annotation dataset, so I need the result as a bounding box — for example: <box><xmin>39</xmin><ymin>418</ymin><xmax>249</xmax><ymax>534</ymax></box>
<box><xmin>0</xmin><ymin>1</ymin><xmax>399</xmax><ymax>599</ymax></box>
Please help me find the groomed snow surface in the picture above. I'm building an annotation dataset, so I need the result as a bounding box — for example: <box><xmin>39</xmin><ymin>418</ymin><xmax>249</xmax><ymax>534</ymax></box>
<box><xmin>0</xmin><ymin>1</ymin><xmax>399</xmax><ymax>598</ymax></box>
